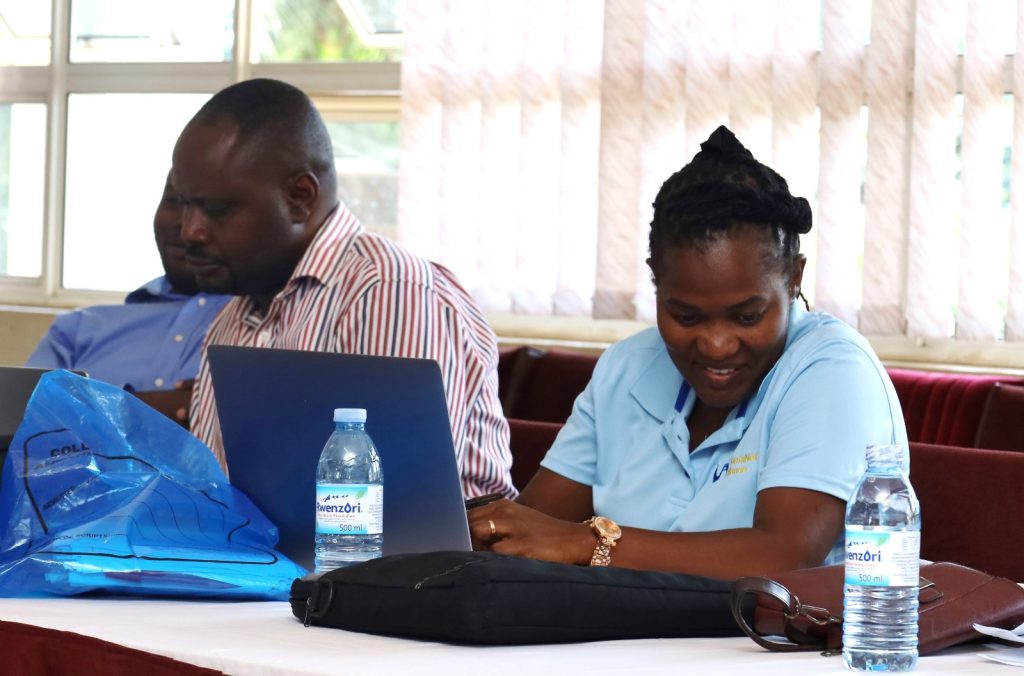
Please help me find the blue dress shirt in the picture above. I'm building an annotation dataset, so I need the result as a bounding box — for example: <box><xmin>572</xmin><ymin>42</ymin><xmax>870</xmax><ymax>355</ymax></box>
<box><xmin>540</xmin><ymin>302</ymin><xmax>908</xmax><ymax>565</ymax></box>
<box><xmin>27</xmin><ymin>276</ymin><xmax>230</xmax><ymax>392</ymax></box>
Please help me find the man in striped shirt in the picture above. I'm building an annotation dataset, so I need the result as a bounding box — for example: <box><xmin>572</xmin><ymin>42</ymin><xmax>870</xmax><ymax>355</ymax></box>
<box><xmin>172</xmin><ymin>78</ymin><xmax>515</xmax><ymax>498</ymax></box>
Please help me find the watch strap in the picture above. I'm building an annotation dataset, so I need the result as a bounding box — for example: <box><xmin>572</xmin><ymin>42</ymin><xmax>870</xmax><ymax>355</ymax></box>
<box><xmin>589</xmin><ymin>537</ymin><xmax>615</xmax><ymax>566</ymax></box>
<box><xmin>586</xmin><ymin>517</ymin><xmax>618</xmax><ymax>566</ymax></box>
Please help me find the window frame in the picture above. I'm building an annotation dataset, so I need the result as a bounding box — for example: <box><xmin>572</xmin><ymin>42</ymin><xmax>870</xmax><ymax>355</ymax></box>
<box><xmin>0</xmin><ymin>0</ymin><xmax>400</xmax><ymax>309</ymax></box>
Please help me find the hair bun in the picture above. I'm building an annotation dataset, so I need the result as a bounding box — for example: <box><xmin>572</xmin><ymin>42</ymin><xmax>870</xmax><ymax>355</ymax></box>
<box><xmin>699</xmin><ymin>125</ymin><xmax>757</xmax><ymax>162</ymax></box>
<box><xmin>764</xmin><ymin>192</ymin><xmax>812</xmax><ymax>235</ymax></box>
<box><xmin>789</xmin><ymin>197</ymin><xmax>813</xmax><ymax>235</ymax></box>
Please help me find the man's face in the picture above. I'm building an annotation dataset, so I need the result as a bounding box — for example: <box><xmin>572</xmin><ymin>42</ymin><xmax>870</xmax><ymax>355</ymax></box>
<box><xmin>171</xmin><ymin>116</ymin><xmax>317</xmax><ymax>309</ymax></box>
<box><xmin>153</xmin><ymin>174</ymin><xmax>198</xmax><ymax>295</ymax></box>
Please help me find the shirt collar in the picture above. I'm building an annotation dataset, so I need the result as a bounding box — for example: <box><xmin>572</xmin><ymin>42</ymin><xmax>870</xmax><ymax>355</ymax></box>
<box><xmin>673</xmin><ymin>381</ymin><xmax>750</xmax><ymax>418</ymax></box>
<box><xmin>743</xmin><ymin>298</ymin><xmax>808</xmax><ymax>410</ymax></box>
<box><xmin>237</xmin><ymin>204</ymin><xmax>363</xmax><ymax>320</ymax></box>
<box><xmin>630</xmin><ymin>347</ymin><xmax>684</xmax><ymax>423</ymax></box>
<box><xmin>125</xmin><ymin>275</ymin><xmax>187</xmax><ymax>303</ymax></box>
<box><xmin>783</xmin><ymin>298</ymin><xmax>808</xmax><ymax>350</ymax></box>
<box><xmin>287</xmin><ymin>203</ymin><xmax>363</xmax><ymax>288</ymax></box>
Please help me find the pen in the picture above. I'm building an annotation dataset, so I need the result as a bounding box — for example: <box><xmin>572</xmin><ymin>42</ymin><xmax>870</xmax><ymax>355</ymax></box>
<box><xmin>464</xmin><ymin>492</ymin><xmax>504</xmax><ymax>511</ymax></box>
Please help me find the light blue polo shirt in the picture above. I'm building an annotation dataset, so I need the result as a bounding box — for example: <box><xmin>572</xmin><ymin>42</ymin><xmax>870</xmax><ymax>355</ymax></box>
<box><xmin>540</xmin><ymin>302</ymin><xmax>908</xmax><ymax>565</ymax></box>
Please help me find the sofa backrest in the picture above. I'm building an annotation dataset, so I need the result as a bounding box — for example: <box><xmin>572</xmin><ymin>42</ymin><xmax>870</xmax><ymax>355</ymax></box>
<box><xmin>974</xmin><ymin>382</ymin><xmax>1024</xmax><ymax>452</ymax></box>
<box><xmin>499</xmin><ymin>348</ymin><xmax>1024</xmax><ymax>455</ymax></box>
<box><xmin>887</xmin><ymin>368</ymin><xmax>1024</xmax><ymax>449</ymax></box>
<box><xmin>507</xmin><ymin>417</ymin><xmax>564</xmax><ymax>491</ymax></box>
<box><xmin>910</xmin><ymin>441</ymin><xmax>1024</xmax><ymax>581</ymax></box>
<box><xmin>498</xmin><ymin>347</ymin><xmax>599</xmax><ymax>424</ymax></box>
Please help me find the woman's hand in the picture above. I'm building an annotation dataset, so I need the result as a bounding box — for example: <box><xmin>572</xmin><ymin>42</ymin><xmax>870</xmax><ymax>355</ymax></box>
<box><xmin>467</xmin><ymin>499</ymin><xmax>597</xmax><ymax>565</ymax></box>
<box><xmin>468</xmin><ymin>486</ymin><xmax>845</xmax><ymax>576</ymax></box>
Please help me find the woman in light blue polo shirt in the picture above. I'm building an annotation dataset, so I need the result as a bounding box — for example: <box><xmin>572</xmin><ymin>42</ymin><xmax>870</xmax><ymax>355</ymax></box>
<box><xmin>469</xmin><ymin>126</ymin><xmax>907</xmax><ymax>578</ymax></box>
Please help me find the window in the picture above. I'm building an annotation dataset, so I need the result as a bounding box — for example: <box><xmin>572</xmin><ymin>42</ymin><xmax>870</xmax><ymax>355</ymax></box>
<box><xmin>62</xmin><ymin>93</ymin><xmax>210</xmax><ymax>292</ymax></box>
<box><xmin>69</xmin><ymin>0</ymin><xmax>235</xmax><ymax>63</ymax></box>
<box><xmin>0</xmin><ymin>0</ymin><xmax>401</xmax><ymax>304</ymax></box>
<box><xmin>0</xmin><ymin>103</ymin><xmax>46</xmax><ymax>279</ymax></box>
<box><xmin>0</xmin><ymin>2</ymin><xmax>51</xmax><ymax>66</ymax></box>
<box><xmin>321</xmin><ymin>100</ymin><xmax>399</xmax><ymax>239</ymax></box>
<box><xmin>251</xmin><ymin>0</ymin><xmax>401</xmax><ymax>63</ymax></box>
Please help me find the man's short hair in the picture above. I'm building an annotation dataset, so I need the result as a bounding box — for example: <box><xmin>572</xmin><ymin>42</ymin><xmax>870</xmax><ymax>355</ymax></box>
<box><xmin>192</xmin><ymin>78</ymin><xmax>335</xmax><ymax>183</ymax></box>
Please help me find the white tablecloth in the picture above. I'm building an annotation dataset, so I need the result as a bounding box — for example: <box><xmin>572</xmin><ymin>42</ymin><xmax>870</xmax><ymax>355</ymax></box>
<box><xmin>0</xmin><ymin>597</ymin><xmax>1017</xmax><ymax>675</ymax></box>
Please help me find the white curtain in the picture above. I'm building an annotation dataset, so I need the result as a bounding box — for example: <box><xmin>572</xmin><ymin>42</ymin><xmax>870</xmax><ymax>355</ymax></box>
<box><xmin>399</xmin><ymin>0</ymin><xmax>1022</xmax><ymax>341</ymax></box>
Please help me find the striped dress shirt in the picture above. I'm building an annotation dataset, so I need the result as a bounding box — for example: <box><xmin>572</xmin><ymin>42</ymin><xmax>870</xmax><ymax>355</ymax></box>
<box><xmin>190</xmin><ymin>205</ymin><xmax>515</xmax><ymax>498</ymax></box>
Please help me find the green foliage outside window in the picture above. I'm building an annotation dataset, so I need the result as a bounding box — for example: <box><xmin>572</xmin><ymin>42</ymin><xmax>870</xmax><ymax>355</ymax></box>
<box><xmin>265</xmin><ymin>0</ymin><xmax>399</xmax><ymax>63</ymax></box>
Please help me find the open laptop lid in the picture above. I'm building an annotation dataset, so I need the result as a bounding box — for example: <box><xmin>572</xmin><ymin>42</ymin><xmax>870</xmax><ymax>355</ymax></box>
<box><xmin>207</xmin><ymin>345</ymin><xmax>472</xmax><ymax>571</ymax></box>
<box><xmin>0</xmin><ymin>366</ymin><xmax>67</xmax><ymax>453</ymax></box>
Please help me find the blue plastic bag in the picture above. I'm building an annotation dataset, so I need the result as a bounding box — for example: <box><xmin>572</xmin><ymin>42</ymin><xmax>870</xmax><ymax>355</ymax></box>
<box><xmin>0</xmin><ymin>370</ymin><xmax>306</xmax><ymax>599</ymax></box>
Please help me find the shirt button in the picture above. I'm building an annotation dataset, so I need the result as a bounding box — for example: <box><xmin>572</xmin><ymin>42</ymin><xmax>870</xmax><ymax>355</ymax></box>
<box><xmin>198</xmin><ymin>297</ymin><xmax>207</xmax><ymax>306</ymax></box>
<box><xmin>258</xmin><ymin>330</ymin><xmax>272</xmax><ymax>345</ymax></box>
<box><xmin>174</xmin><ymin>334</ymin><xmax>184</xmax><ymax>343</ymax></box>
<box><xmin>154</xmin><ymin>377</ymin><xmax>165</xmax><ymax>387</ymax></box>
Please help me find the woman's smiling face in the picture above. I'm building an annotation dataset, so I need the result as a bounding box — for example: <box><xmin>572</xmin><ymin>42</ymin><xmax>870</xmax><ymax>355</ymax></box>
<box><xmin>651</xmin><ymin>224</ymin><xmax>804</xmax><ymax>415</ymax></box>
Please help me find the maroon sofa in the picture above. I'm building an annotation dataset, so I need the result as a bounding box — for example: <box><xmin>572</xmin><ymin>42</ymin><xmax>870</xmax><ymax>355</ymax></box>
<box><xmin>886</xmin><ymin>368</ymin><xmax>1024</xmax><ymax>448</ymax></box>
<box><xmin>498</xmin><ymin>347</ymin><xmax>600</xmax><ymax>424</ymax></box>
<box><xmin>910</xmin><ymin>441</ymin><xmax>1024</xmax><ymax>580</ymax></box>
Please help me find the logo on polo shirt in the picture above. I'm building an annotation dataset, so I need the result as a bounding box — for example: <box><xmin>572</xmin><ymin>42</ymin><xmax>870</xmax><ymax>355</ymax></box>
<box><xmin>713</xmin><ymin>452</ymin><xmax>757</xmax><ymax>482</ymax></box>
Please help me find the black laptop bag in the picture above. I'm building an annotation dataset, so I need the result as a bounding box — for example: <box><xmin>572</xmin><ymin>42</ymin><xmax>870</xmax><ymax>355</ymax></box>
<box><xmin>289</xmin><ymin>550</ymin><xmax>748</xmax><ymax>644</ymax></box>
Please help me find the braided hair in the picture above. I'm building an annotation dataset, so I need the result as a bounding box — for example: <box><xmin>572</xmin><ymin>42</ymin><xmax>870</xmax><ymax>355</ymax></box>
<box><xmin>649</xmin><ymin>126</ymin><xmax>812</xmax><ymax>298</ymax></box>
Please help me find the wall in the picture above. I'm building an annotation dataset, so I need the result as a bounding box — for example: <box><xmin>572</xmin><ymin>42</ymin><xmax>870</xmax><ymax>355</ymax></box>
<box><xmin>5</xmin><ymin>305</ymin><xmax>1024</xmax><ymax>376</ymax></box>
<box><xmin>0</xmin><ymin>306</ymin><xmax>59</xmax><ymax>365</ymax></box>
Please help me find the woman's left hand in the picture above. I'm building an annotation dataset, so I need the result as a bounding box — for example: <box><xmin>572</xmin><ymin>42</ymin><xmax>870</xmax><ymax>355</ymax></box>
<box><xmin>467</xmin><ymin>499</ymin><xmax>597</xmax><ymax>565</ymax></box>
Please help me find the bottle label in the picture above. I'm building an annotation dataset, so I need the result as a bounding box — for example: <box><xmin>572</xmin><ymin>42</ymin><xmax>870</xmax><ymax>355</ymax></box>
<box><xmin>315</xmin><ymin>484</ymin><xmax>383</xmax><ymax>535</ymax></box>
<box><xmin>844</xmin><ymin>527</ymin><xmax>921</xmax><ymax>587</ymax></box>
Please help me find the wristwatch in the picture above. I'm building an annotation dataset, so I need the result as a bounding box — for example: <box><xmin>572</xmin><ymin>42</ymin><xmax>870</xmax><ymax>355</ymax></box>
<box><xmin>586</xmin><ymin>516</ymin><xmax>622</xmax><ymax>566</ymax></box>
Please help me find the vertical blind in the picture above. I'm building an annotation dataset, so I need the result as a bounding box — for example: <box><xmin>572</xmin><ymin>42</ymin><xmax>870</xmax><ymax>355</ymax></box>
<box><xmin>398</xmin><ymin>0</ymin><xmax>1020</xmax><ymax>342</ymax></box>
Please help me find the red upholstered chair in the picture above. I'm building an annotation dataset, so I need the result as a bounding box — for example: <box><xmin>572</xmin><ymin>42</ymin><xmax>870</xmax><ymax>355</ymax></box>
<box><xmin>497</xmin><ymin>346</ymin><xmax>546</xmax><ymax>418</ymax></box>
<box><xmin>509</xmin><ymin>350</ymin><xmax>599</xmax><ymax>424</ymax></box>
<box><xmin>887</xmin><ymin>369</ymin><xmax>1019</xmax><ymax>447</ymax></box>
<box><xmin>974</xmin><ymin>382</ymin><xmax>1024</xmax><ymax>452</ymax></box>
<box><xmin>507</xmin><ymin>418</ymin><xmax>563</xmax><ymax>491</ymax></box>
<box><xmin>498</xmin><ymin>346</ymin><xmax>520</xmax><ymax>386</ymax></box>
<box><xmin>910</xmin><ymin>441</ymin><xmax>1024</xmax><ymax>581</ymax></box>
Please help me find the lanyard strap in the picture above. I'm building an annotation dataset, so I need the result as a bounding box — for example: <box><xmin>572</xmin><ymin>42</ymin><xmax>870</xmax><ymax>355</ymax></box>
<box><xmin>674</xmin><ymin>382</ymin><xmax>690</xmax><ymax>413</ymax></box>
<box><xmin>675</xmin><ymin>380</ymin><xmax>751</xmax><ymax>418</ymax></box>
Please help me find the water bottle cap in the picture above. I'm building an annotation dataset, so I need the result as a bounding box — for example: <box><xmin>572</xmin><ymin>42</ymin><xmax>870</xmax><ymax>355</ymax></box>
<box><xmin>333</xmin><ymin>408</ymin><xmax>367</xmax><ymax>423</ymax></box>
<box><xmin>865</xmin><ymin>443</ymin><xmax>906</xmax><ymax>470</ymax></box>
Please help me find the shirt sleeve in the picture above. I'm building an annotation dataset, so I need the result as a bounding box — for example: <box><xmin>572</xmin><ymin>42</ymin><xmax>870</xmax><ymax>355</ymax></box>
<box><xmin>336</xmin><ymin>278</ymin><xmax>515</xmax><ymax>498</ymax></box>
<box><xmin>756</xmin><ymin>341</ymin><xmax>902</xmax><ymax>500</ymax></box>
<box><xmin>25</xmin><ymin>313</ymin><xmax>78</xmax><ymax>370</ymax></box>
<box><xmin>189</xmin><ymin>305</ymin><xmax>235</xmax><ymax>473</ymax></box>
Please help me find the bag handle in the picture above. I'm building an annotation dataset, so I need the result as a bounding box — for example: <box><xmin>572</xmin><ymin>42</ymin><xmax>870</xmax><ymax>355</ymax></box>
<box><xmin>731</xmin><ymin>576</ymin><xmax>842</xmax><ymax>653</ymax></box>
<box><xmin>302</xmin><ymin>576</ymin><xmax>336</xmax><ymax>627</ymax></box>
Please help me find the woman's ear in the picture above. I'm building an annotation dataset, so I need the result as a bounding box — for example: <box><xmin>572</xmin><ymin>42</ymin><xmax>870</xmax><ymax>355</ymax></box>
<box><xmin>789</xmin><ymin>254</ymin><xmax>806</xmax><ymax>300</ymax></box>
<box><xmin>646</xmin><ymin>256</ymin><xmax>659</xmax><ymax>286</ymax></box>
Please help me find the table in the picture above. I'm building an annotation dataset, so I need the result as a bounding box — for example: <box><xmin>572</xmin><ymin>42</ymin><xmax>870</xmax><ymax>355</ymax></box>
<box><xmin>0</xmin><ymin>597</ymin><xmax>1018</xmax><ymax>675</ymax></box>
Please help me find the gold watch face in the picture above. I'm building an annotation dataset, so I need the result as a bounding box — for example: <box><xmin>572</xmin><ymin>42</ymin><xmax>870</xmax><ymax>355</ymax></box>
<box><xmin>592</xmin><ymin>516</ymin><xmax>622</xmax><ymax>541</ymax></box>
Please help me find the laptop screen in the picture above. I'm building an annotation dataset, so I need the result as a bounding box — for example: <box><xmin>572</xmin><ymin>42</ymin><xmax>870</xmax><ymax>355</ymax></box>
<box><xmin>0</xmin><ymin>366</ymin><xmax>68</xmax><ymax>455</ymax></box>
<box><xmin>207</xmin><ymin>346</ymin><xmax>472</xmax><ymax>570</ymax></box>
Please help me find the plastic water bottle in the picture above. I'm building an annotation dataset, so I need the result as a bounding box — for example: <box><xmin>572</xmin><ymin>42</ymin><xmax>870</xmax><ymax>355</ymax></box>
<box><xmin>842</xmin><ymin>443</ymin><xmax>921</xmax><ymax>672</ymax></box>
<box><xmin>314</xmin><ymin>408</ymin><xmax>383</xmax><ymax>574</ymax></box>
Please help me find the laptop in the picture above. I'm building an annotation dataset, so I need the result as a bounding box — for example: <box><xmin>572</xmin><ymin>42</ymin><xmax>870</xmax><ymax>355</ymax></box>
<box><xmin>0</xmin><ymin>366</ymin><xmax>78</xmax><ymax>475</ymax></box>
<box><xmin>207</xmin><ymin>345</ymin><xmax>472</xmax><ymax>571</ymax></box>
